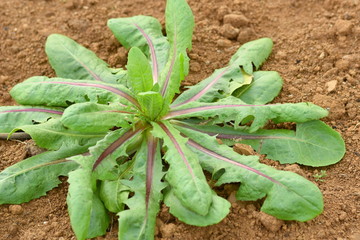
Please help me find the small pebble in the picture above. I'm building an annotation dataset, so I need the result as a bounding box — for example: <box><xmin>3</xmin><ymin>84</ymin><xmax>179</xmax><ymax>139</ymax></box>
<box><xmin>258</xmin><ymin>212</ymin><xmax>284</xmax><ymax>232</ymax></box>
<box><xmin>234</xmin><ymin>143</ymin><xmax>255</xmax><ymax>156</ymax></box>
<box><xmin>227</xmin><ymin>191</ymin><xmax>237</xmax><ymax>204</ymax></box>
<box><xmin>338</xmin><ymin>211</ymin><xmax>347</xmax><ymax>221</ymax></box>
<box><xmin>223</xmin><ymin>14</ymin><xmax>250</xmax><ymax>28</ymax></box>
<box><xmin>217</xmin><ymin>39</ymin><xmax>232</xmax><ymax>48</ymax></box>
<box><xmin>161</xmin><ymin>223</ymin><xmax>176</xmax><ymax>238</ymax></box>
<box><xmin>334</xmin><ymin>19</ymin><xmax>353</xmax><ymax>35</ymax></box>
<box><xmin>237</xmin><ymin>27</ymin><xmax>255</xmax><ymax>43</ymax></box>
<box><xmin>335</xmin><ymin>59</ymin><xmax>350</xmax><ymax>71</ymax></box>
<box><xmin>325</xmin><ymin>80</ymin><xmax>337</xmax><ymax>93</ymax></box>
<box><xmin>284</xmin><ymin>164</ymin><xmax>307</xmax><ymax>178</ymax></box>
<box><xmin>219</xmin><ymin>24</ymin><xmax>239</xmax><ymax>40</ymax></box>
<box><xmin>190</xmin><ymin>61</ymin><xmax>201</xmax><ymax>72</ymax></box>
<box><xmin>217</xmin><ymin>6</ymin><xmax>230</xmax><ymax>20</ymax></box>
<box><xmin>9</xmin><ymin>205</ymin><xmax>23</xmax><ymax>215</ymax></box>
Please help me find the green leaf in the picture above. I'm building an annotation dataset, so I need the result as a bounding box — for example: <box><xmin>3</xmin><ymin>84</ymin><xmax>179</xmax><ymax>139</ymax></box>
<box><xmin>67</xmin><ymin>168</ymin><xmax>109</xmax><ymax>240</ymax></box>
<box><xmin>176</xmin><ymin>125</ymin><xmax>324</xmax><ymax>221</ymax></box>
<box><xmin>137</xmin><ymin>91</ymin><xmax>164</xmax><ymax>120</ymax></box>
<box><xmin>108</xmin><ymin>16</ymin><xmax>170</xmax><ymax>77</ymax></box>
<box><xmin>45</xmin><ymin>34</ymin><xmax>123</xmax><ymax>84</ymax></box>
<box><xmin>172</xmin><ymin>38</ymin><xmax>273</xmax><ymax>107</ymax></box>
<box><xmin>0</xmin><ymin>106</ymin><xmax>63</xmax><ymax>132</ymax></box>
<box><xmin>0</xmin><ymin>147</ymin><xmax>78</xmax><ymax>204</ymax></box>
<box><xmin>61</xmin><ymin>102</ymin><xmax>136</xmax><ymax>133</ymax></box>
<box><xmin>164</xmin><ymin>190</ymin><xmax>230</xmax><ymax>226</ymax></box>
<box><xmin>127</xmin><ymin>47</ymin><xmax>154</xmax><ymax>94</ymax></box>
<box><xmin>229</xmin><ymin>38</ymin><xmax>273</xmax><ymax>75</ymax></box>
<box><xmin>167</xmin><ymin>97</ymin><xmax>328</xmax><ymax>132</ymax></box>
<box><xmin>233</xmin><ymin>71</ymin><xmax>283</xmax><ymax>104</ymax></box>
<box><xmin>118</xmin><ymin>136</ymin><xmax>166</xmax><ymax>239</ymax></box>
<box><xmin>151</xmin><ymin>121</ymin><xmax>212</xmax><ymax>215</ymax></box>
<box><xmin>99</xmin><ymin>179</ymin><xmax>130</xmax><ymax>213</ymax></box>
<box><xmin>10</xmin><ymin>76</ymin><xmax>138</xmax><ymax>108</ymax></box>
<box><xmin>14</xmin><ymin>118</ymin><xmax>105</xmax><ymax>151</ymax></box>
<box><xmin>89</xmin><ymin>126</ymin><xmax>144</xmax><ymax>180</ymax></box>
<box><xmin>174</xmin><ymin>120</ymin><xmax>345</xmax><ymax>166</ymax></box>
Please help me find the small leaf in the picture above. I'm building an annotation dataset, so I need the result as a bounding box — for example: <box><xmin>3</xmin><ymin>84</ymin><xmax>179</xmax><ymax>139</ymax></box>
<box><xmin>99</xmin><ymin>179</ymin><xmax>130</xmax><ymax>213</ymax></box>
<box><xmin>164</xmin><ymin>190</ymin><xmax>230</xmax><ymax>226</ymax></box>
<box><xmin>137</xmin><ymin>91</ymin><xmax>164</xmax><ymax>120</ymax></box>
<box><xmin>0</xmin><ymin>106</ymin><xmax>63</xmax><ymax>132</ymax></box>
<box><xmin>0</xmin><ymin>147</ymin><xmax>78</xmax><ymax>204</ymax></box>
<box><xmin>127</xmin><ymin>47</ymin><xmax>154</xmax><ymax>93</ymax></box>
<box><xmin>45</xmin><ymin>34</ymin><xmax>122</xmax><ymax>84</ymax></box>
<box><xmin>233</xmin><ymin>71</ymin><xmax>283</xmax><ymax>104</ymax></box>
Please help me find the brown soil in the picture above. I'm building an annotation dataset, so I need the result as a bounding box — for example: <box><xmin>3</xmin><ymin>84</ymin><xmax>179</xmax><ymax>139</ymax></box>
<box><xmin>0</xmin><ymin>0</ymin><xmax>359</xmax><ymax>239</ymax></box>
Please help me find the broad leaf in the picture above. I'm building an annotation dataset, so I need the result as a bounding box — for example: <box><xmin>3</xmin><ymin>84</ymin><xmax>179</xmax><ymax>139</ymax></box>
<box><xmin>177</xmin><ymin>125</ymin><xmax>323</xmax><ymax>221</ymax></box>
<box><xmin>45</xmin><ymin>34</ymin><xmax>124</xmax><ymax>84</ymax></box>
<box><xmin>164</xmin><ymin>190</ymin><xmax>230</xmax><ymax>226</ymax></box>
<box><xmin>127</xmin><ymin>47</ymin><xmax>154</xmax><ymax>93</ymax></box>
<box><xmin>0</xmin><ymin>147</ymin><xmax>78</xmax><ymax>204</ymax></box>
<box><xmin>0</xmin><ymin>106</ymin><xmax>63</xmax><ymax>132</ymax></box>
<box><xmin>108</xmin><ymin>16</ymin><xmax>170</xmax><ymax>81</ymax></box>
<box><xmin>233</xmin><ymin>71</ymin><xmax>283</xmax><ymax>104</ymax></box>
<box><xmin>152</xmin><ymin>121</ymin><xmax>212</xmax><ymax>215</ymax></box>
<box><xmin>167</xmin><ymin>97</ymin><xmax>328</xmax><ymax>132</ymax></box>
<box><xmin>67</xmin><ymin>168</ymin><xmax>110</xmax><ymax>240</ymax></box>
<box><xmin>13</xmin><ymin>119</ymin><xmax>105</xmax><ymax>151</ymax></box>
<box><xmin>10</xmin><ymin>76</ymin><xmax>138</xmax><ymax>108</ymax></box>
<box><xmin>61</xmin><ymin>102</ymin><xmax>135</xmax><ymax>133</ymax></box>
<box><xmin>118</xmin><ymin>136</ymin><xmax>166</xmax><ymax>239</ymax></box>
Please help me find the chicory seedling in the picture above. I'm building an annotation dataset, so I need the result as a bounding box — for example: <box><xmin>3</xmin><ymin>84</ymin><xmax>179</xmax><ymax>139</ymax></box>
<box><xmin>0</xmin><ymin>0</ymin><xmax>345</xmax><ymax>239</ymax></box>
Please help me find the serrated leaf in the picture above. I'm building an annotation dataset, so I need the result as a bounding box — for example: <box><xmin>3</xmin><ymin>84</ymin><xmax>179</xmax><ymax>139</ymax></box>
<box><xmin>118</xmin><ymin>136</ymin><xmax>166</xmax><ymax>240</ymax></box>
<box><xmin>167</xmin><ymin>97</ymin><xmax>328</xmax><ymax>132</ymax></box>
<box><xmin>233</xmin><ymin>71</ymin><xmax>283</xmax><ymax>104</ymax></box>
<box><xmin>0</xmin><ymin>106</ymin><xmax>63</xmax><ymax>132</ymax></box>
<box><xmin>151</xmin><ymin>121</ymin><xmax>212</xmax><ymax>215</ymax></box>
<box><xmin>0</xmin><ymin>147</ymin><xmax>78</xmax><ymax>204</ymax></box>
<box><xmin>176</xmin><ymin>125</ymin><xmax>323</xmax><ymax>221</ymax></box>
<box><xmin>10</xmin><ymin>76</ymin><xmax>138</xmax><ymax>108</ymax></box>
<box><xmin>14</xmin><ymin>118</ymin><xmax>105</xmax><ymax>151</ymax></box>
<box><xmin>45</xmin><ymin>34</ymin><xmax>123</xmax><ymax>84</ymax></box>
<box><xmin>61</xmin><ymin>102</ymin><xmax>136</xmax><ymax>133</ymax></box>
<box><xmin>164</xmin><ymin>190</ymin><xmax>230</xmax><ymax>226</ymax></box>
<box><xmin>127</xmin><ymin>47</ymin><xmax>154</xmax><ymax>93</ymax></box>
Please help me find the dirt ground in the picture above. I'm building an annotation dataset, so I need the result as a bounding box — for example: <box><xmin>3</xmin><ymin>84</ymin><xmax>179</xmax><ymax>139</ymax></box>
<box><xmin>0</xmin><ymin>0</ymin><xmax>359</xmax><ymax>239</ymax></box>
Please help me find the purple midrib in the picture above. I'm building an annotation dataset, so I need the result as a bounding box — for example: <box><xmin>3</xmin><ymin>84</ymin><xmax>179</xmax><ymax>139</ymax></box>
<box><xmin>165</xmin><ymin>103</ymin><xmax>269</xmax><ymax>119</ymax></box>
<box><xmin>171</xmin><ymin>66</ymin><xmax>230</xmax><ymax>108</ymax></box>
<box><xmin>159</xmin><ymin>123</ymin><xmax>194</xmax><ymax>177</ymax></box>
<box><xmin>161</xmin><ymin>46</ymin><xmax>177</xmax><ymax>97</ymax></box>
<box><xmin>44</xmin><ymin>81</ymin><xmax>138</xmax><ymax>107</ymax></box>
<box><xmin>0</xmin><ymin>108</ymin><xmax>63</xmax><ymax>115</ymax></box>
<box><xmin>145</xmin><ymin>136</ymin><xmax>157</xmax><ymax>216</ymax></box>
<box><xmin>92</xmin><ymin>127</ymin><xmax>142</xmax><ymax>170</ymax></box>
<box><xmin>187</xmin><ymin>139</ymin><xmax>282</xmax><ymax>185</ymax></box>
<box><xmin>133</xmin><ymin>23</ymin><xmax>158</xmax><ymax>84</ymax></box>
